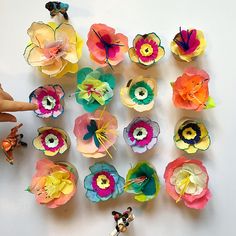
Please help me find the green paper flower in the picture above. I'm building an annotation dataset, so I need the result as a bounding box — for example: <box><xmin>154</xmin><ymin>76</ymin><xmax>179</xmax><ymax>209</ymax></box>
<box><xmin>124</xmin><ymin>162</ymin><xmax>160</xmax><ymax>202</ymax></box>
<box><xmin>75</xmin><ymin>67</ymin><xmax>116</xmax><ymax>112</ymax></box>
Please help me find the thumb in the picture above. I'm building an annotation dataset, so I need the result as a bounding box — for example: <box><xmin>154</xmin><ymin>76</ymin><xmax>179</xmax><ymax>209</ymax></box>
<box><xmin>0</xmin><ymin>113</ymin><xmax>17</xmax><ymax>122</ymax></box>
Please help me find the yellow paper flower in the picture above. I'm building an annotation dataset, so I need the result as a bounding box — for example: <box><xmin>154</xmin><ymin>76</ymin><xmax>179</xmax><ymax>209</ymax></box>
<box><xmin>170</xmin><ymin>27</ymin><xmax>206</xmax><ymax>62</ymax></box>
<box><xmin>174</xmin><ymin>119</ymin><xmax>211</xmax><ymax>154</ymax></box>
<box><xmin>24</xmin><ymin>22</ymin><xmax>83</xmax><ymax>78</ymax></box>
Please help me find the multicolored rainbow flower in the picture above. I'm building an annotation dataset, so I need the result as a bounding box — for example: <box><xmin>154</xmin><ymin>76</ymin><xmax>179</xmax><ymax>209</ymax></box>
<box><xmin>120</xmin><ymin>76</ymin><xmax>157</xmax><ymax>112</ymax></box>
<box><xmin>73</xmin><ymin>109</ymin><xmax>118</xmax><ymax>158</ymax></box>
<box><xmin>174</xmin><ymin>119</ymin><xmax>211</xmax><ymax>154</ymax></box>
<box><xmin>129</xmin><ymin>33</ymin><xmax>165</xmax><ymax>67</ymax></box>
<box><xmin>124</xmin><ymin>162</ymin><xmax>160</xmax><ymax>202</ymax></box>
<box><xmin>123</xmin><ymin>117</ymin><xmax>160</xmax><ymax>154</ymax></box>
<box><xmin>74</xmin><ymin>67</ymin><xmax>116</xmax><ymax>112</ymax></box>
<box><xmin>29</xmin><ymin>84</ymin><xmax>64</xmax><ymax>118</ymax></box>
<box><xmin>33</xmin><ymin>127</ymin><xmax>70</xmax><ymax>156</ymax></box>
<box><xmin>84</xmin><ymin>162</ymin><xmax>125</xmax><ymax>203</ymax></box>
<box><xmin>87</xmin><ymin>23</ymin><xmax>128</xmax><ymax>68</ymax></box>
<box><xmin>170</xmin><ymin>27</ymin><xmax>206</xmax><ymax>62</ymax></box>
<box><xmin>24</xmin><ymin>22</ymin><xmax>83</xmax><ymax>78</ymax></box>
<box><xmin>27</xmin><ymin>158</ymin><xmax>77</xmax><ymax>208</ymax></box>
<box><xmin>164</xmin><ymin>156</ymin><xmax>211</xmax><ymax>209</ymax></box>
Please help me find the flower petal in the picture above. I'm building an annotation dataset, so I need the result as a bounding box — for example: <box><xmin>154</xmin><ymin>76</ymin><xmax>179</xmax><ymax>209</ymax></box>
<box><xmin>194</xmin><ymin>136</ymin><xmax>211</xmax><ymax>151</ymax></box>
<box><xmin>55</xmin><ymin>23</ymin><xmax>77</xmax><ymax>44</ymax></box>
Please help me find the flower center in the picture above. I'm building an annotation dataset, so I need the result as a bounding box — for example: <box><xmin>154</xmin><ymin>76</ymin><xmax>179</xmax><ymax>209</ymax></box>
<box><xmin>45</xmin><ymin>134</ymin><xmax>59</xmax><ymax>148</ymax></box>
<box><xmin>43</xmin><ymin>41</ymin><xmax>64</xmax><ymax>59</ymax></box>
<box><xmin>133</xmin><ymin>127</ymin><xmax>148</xmax><ymax>140</ymax></box>
<box><xmin>178</xmin><ymin>123</ymin><xmax>201</xmax><ymax>145</ymax></box>
<box><xmin>134</xmin><ymin>87</ymin><xmax>148</xmax><ymax>100</ymax></box>
<box><xmin>96</xmin><ymin>174</ymin><xmax>110</xmax><ymax>189</ymax></box>
<box><xmin>140</xmin><ymin>43</ymin><xmax>153</xmax><ymax>56</ymax></box>
<box><xmin>42</xmin><ymin>96</ymin><xmax>56</xmax><ymax>110</ymax></box>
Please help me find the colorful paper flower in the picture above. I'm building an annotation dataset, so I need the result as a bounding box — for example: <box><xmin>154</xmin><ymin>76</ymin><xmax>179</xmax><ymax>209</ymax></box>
<box><xmin>123</xmin><ymin>117</ymin><xmax>160</xmax><ymax>154</ymax></box>
<box><xmin>29</xmin><ymin>84</ymin><xmax>64</xmax><ymax>118</ymax></box>
<box><xmin>120</xmin><ymin>76</ymin><xmax>157</xmax><ymax>112</ymax></box>
<box><xmin>129</xmin><ymin>33</ymin><xmax>165</xmax><ymax>67</ymax></box>
<box><xmin>73</xmin><ymin>109</ymin><xmax>118</xmax><ymax>158</ymax></box>
<box><xmin>124</xmin><ymin>162</ymin><xmax>160</xmax><ymax>202</ymax></box>
<box><xmin>87</xmin><ymin>23</ymin><xmax>128</xmax><ymax>68</ymax></box>
<box><xmin>84</xmin><ymin>162</ymin><xmax>125</xmax><ymax>203</ymax></box>
<box><xmin>174</xmin><ymin>119</ymin><xmax>211</xmax><ymax>154</ymax></box>
<box><xmin>164</xmin><ymin>156</ymin><xmax>211</xmax><ymax>209</ymax></box>
<box><xmin>172</xmin><ymin>67</ymin><xmax>215</xmax><ymax>111</ymax></box>
<box><xmin>24</xmin><ymin>22</ymin><xmax>83</xmax><ymax>78</ymax></box>
<box><xmin>170</xmin><ymin>27</ymin><xmax>206</xmax><ymax>62</ymax></box>
<box><xmin>74</xmin><ymin>67</ymin><xmax>116</xmax><ymax>112</ymax></box>
<box><xmin>27</xmin><ymin>158</ymin><xmax>77</xmax><ymax>208</ymax></box>
<box><xmin>33</xmin><ymin>127</ymin><xmax>70</xmax><ymax>156</ymax></box>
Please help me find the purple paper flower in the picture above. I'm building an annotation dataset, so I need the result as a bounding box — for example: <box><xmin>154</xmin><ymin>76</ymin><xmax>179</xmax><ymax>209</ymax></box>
<box><xmin>29</xmin><ymin>84</ymin><xmax>65</xmax><ymax>118</ymax></box>
<box><xmin>123</xmin><ymin>117</ymin><xmax>160</xmax><ymax>153</ymax></box>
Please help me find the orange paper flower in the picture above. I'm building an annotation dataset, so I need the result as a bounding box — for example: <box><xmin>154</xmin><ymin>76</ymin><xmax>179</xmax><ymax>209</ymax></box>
<box><xmin>87</xmin><ymin>23</ymin><xmax>128</xmax><ymax>68</ymax></box>
<box><xmin>172</xmin><ymin>67</ymin><xmax>215</xmax><ymax>111</ymax></box>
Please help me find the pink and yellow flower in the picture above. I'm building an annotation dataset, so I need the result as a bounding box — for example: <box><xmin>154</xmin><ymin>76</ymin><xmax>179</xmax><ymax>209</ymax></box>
<box><xmin>28</xmin><ymin>158</ymin><xmax>77</xmax><ymax>208</ymax></box>
<box><xmin>129</xmin><ymin>33</ymin><xmax>165</xmax><ymax>67</ymax></box>
<box><xmin>164</xmin><ymin>156</ymin><xmax>211</xmax><ymax>210</ymax></box>
<box><xmin>73</xmin><ymin>109</ymin><xmax>118</xmax><ymax>158</ymax></box>
<box><xmin>87</xmin><ymin>23</ymin><xmax>128</xmax><ymax>67</ymax></box>
<box><xmin>24</xmin><ymin>22</ymin><xmax>83</xmax><ymax>78</ymax></box>
<box><xmin>33</xmin><ymin>127</ymin><xmax>70</xmax><ymax>156</ymax></box>
<box><xmin>171</xmin><ymin>27</ymin><xmax>206</xmax><ymax>62</ymax></box>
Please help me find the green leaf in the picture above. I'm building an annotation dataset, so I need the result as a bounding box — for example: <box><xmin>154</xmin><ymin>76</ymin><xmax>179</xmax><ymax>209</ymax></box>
<box><xmin>25</xmin><ymin>187</ymin><xmax>31</xmax><ymax>192</ymax></box>
<box><xmin>205</xmin><ymin>96</ymin><xmax>216</xmax><ymax>109</ymax></box>
<box><xmin>170</xmin><ymin>82</ymin><xmax>174</xmax><ymax>87</ymax></box>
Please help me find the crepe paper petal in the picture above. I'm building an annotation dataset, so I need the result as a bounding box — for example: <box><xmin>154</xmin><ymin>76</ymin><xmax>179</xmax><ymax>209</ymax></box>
<box><xmin>84</xmin><ymin>162</ymin><xmax>125</xmax><ymax>203</ymax></box>
<box><xmin>29</xmin><ymin>84</ymin><xmax>65</xmax><ymax>119</ymax></box>
<box><xmin>33</xmin><ymin>127</ymin><xmax>70</xmax><ymax>156</ymax></box>
<box><xmin>73</xmin><ymin>67</ymin><xmax>116</xmax><ymax>112</ymax></box>
<box><xmin>120</xmin><ymin>76</ymin><xmax>157</xmax><ymax>112</ymax></box>
<box><xmin>128</xmin><ymin>33</ymin><xmax>165</xmax><ymax>68</ymax></box>
<box><xmin>24</xmin><ymin>21</ymin><xmax>83</xmax><ymax>78</ymax></box>
<box><xmin>123</xmin><ymin>117</ymin><xmax>160</xmax><ymax>154</ymax></box>
<box><xmin>164</xmin><ymin>156</ymin><xmax>211</xmax><ymax>209</ymax></box>
<box><xmin>73</xmin><ymin>109</ymin><xmax>118</xmax><ymax>158</ymax></box>
<box><xmin>86</xmin><ymin>23</ymin><xmax>128</xmax><ymax>68</ymax></box>
<box><xmin>27</xmin><ymin>158</ymin><xmax>77</xmax><ymax>208</ymax></box>
<box><xmin>171</xmin><ymin>67</ymin><xmax>215</xmax><ymax>111</ymax></box>
<box><xmin>124</xmin><ymin>162</ymin><xmax>160</xmax><ymax>202</ymax></box>
<box><xmin>174</xmin><ymin>119</ymin><xmax>211</xmax><ymax>154</ymax></box>
<box><xmin>170</xmin><ymin>27</ymin><xmax>206</xmax><ymax>62</ymax></box>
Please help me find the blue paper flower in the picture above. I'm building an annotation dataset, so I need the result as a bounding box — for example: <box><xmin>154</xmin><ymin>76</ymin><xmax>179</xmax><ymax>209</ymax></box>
<box><xmin>75</xmin><ymin>67</ymin><xmax>116</xmax><ymax>112</ymax></box>
<box><xmin>84</xmin><ymin>162</ymin><xmax>125</xmax><ymax>203</ymax></box>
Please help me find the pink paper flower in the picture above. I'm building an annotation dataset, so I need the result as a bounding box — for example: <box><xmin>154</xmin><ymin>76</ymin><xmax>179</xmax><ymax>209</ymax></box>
<box><xmin>87</xmin><ymin>23</ymin><xmax>128</xmax><ymax>67</ymax></box>
<box><xmin>164</xmin><ymin>156</ymin><xmax>211</xmax><ymax>209</ymax></box>
<box><xmin>28</xmin><ymin>158</ymin><xmax>77</xmax><ymax>208</ymax></box>
<box><xmin>29</xmin><ymin>85</ymin><xmax>64</xmax><ymax>118</ymax></box>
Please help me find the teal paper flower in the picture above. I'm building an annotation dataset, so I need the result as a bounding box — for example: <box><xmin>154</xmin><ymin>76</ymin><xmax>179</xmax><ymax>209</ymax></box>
<box><xmin>124</xmin><ymin>161</ymin><xmax>160</xmax><ymax>202</ymax></box>
<box><xmin>84</xmin><ymin>162</ymin><xmax>125</xmax><ymax>203</ymax></box>
<box><xmin>75</xmin><ymin>67</ymin><xmax>116</xmax><ymax>112</ymax></box>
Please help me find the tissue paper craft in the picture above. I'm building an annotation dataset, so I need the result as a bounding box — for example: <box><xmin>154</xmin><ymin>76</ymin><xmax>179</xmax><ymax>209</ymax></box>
<box><xmin>45</xmin><ymin>2</ymin><xmax>69</xmax><ymax>20</ymax></box>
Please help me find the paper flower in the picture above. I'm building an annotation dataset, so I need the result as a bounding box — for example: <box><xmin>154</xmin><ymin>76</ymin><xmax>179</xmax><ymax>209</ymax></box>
<box><xmin>174</xmin><ymin>119</ymin><xmax>211</xmax><ymax>154</ymax></box>
<box><xmin>120</xmin><ymin>76</ymin><xmax>157</xmax><ymax>112</ymax></box>
<box><xmin>87</xmin><ymin>23</ymin><xmax>128</xmax><ymax>68</ymax></box>
<box><xmin>27</xmin><ymin>158</ymin><xmax>77</xmax><ymax>208</ymax></box>
<box><xmin>84</xmin><ymin>162</ymin><xmax>125</xmax><ymax>203</ymax></box>
<box><xmin>164</xmin><ymin>156</ymin><xmax>211</xmax><ymax>209</ymax></box>
<box><xmin>24</xmin><ymin>22</ymin><xmax>83</xmax><ymax>78</ymax></box>
<box><xmin>74</xmin><ymin>67</ymin><xmax>116</xmax><ymax>112</ymax></box>
<box><xmin>124</xmin><ymin>162</ymin><xmax>160</xmax><ymax>202</ymax></box>
<box><xmin>172</xmin><ymin>67</ymin><xmax>215</xmax><ymax>111</ymax></box>
<box><xmin>170</xmin><ymin>27</ymin><xmax>206</xmax><ymax>62</ymax></box>
<box><xmin>33</xmin><ymin>127</ymin><xmax>70</xmax><ymax>156</ymax></box>
<box><xmin>123</xmin><ymin>117</ymin><xmax>160</xmax><ymax>154</ymax></box>
<box><xmin>129</xmin><ymin>33</ymin><xmax>165</xmax><ymax>67</ymax></box>
<box><xmin>73</xmin><ymin>109</ymin><xmax>118</xmax><ymax>158</ymax></box>
<box><xmin>29</xmin><ymin>84</ymin><xmax>64</xmax><ymax>118</ymax></box>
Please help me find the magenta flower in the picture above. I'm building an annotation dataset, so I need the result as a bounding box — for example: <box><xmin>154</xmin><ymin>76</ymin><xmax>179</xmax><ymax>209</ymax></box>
<box><xmin>29</xmin><ymin>85</ymin><xmax>65</xmax><ymax>118</ymax></box>
<box><xmin>123</xmin><ymin>117</ymin><xmax>160</xmax><ymax>153</ymax></box>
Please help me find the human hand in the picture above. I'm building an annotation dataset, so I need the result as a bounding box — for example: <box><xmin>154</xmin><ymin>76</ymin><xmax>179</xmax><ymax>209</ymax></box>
<box><xmin>0</xmin><ymin>85</ymin><xmax>38</xmax><ymax>122</ymax></box>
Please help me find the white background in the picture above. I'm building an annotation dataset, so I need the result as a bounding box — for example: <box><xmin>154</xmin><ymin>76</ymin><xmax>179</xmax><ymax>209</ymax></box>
<box><xmin>0</xmin><ymin>0</ymin><xmax>235</xmax><ymax>235</ymax></box>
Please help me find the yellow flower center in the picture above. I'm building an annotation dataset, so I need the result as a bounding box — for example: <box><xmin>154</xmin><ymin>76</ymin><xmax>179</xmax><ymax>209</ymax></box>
<box><xmin>96</xmin><ymin>174</ymin><xmax>110</xmax><ymax>189</ymax></box>
<box><xmin>182</xmin><ymin>127</ymin><xmax>197</xmax><ymax>140</ymax></box>
<box><xmin>140</xmin><ymin>44</ymin><xmax>153</xmax><ymax>56</ymax></box>
<box><xmin>44</xmin><ymin>171</ymin><xmax>74</xmax><ymax>199</ymax></box>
